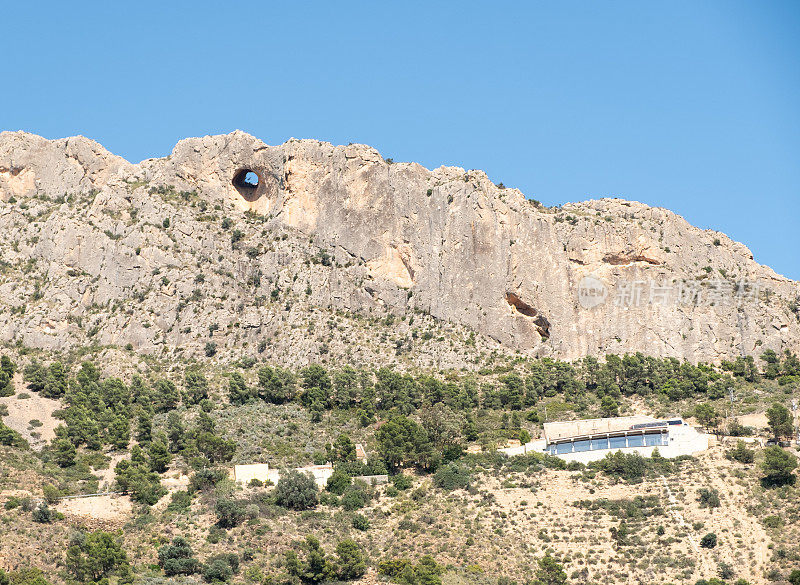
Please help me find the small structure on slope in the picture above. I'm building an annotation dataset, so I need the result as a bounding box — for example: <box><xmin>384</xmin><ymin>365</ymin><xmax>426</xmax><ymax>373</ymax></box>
<box><xmin>541</xmin><ymin>415</ymin><xmax>709</xmax><ymax>462</ymax></box>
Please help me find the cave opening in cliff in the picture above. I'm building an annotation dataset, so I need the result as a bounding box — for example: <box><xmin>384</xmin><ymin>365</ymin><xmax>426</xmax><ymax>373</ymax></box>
<box><xmin>232</xmin><ymin>168</ymin><xmax>263</xmax><ymax>202</ymax></box>
<box><xmin>506</xmin><ymin>292</ymin><xmax>551</xmax><ymax>340</ymax></box>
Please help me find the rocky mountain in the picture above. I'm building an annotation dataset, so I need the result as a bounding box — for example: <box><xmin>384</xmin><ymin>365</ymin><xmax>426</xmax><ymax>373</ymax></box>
<box><xmin>1</xmin><ymin>130</ymin><xmax>798</xmax><ymax>365</ymax></box>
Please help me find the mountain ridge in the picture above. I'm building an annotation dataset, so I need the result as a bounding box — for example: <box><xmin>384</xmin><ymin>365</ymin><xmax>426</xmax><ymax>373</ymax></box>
<box><xmin>1</xmin><ymin>131</ymin><xmax>798</xmax><ymax>365</ymax></box>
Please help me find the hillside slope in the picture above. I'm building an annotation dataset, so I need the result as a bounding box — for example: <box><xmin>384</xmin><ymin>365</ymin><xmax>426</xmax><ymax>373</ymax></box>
<box><xmin>1</xmin><ymin>131</ymin><xmax>798</xmax><ymax>364</ymax></box>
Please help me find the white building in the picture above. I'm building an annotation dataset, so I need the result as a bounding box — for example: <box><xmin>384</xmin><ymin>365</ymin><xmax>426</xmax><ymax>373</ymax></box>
<box><xmin>540</xmin><ymin>415</ymin><xmax>709</xmax><ymax>463</ymax></box>
<box><xmin>232</xmin><ymin>463</ymin><xmax>334</xmax><ymax>487</ymax></box>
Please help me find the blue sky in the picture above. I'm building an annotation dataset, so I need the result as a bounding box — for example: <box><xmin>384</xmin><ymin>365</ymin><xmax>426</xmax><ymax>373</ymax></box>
<box><xmin>2</xmin><ymin>1</ymin><xmax>798</xmax><ymax>279</ymax></box>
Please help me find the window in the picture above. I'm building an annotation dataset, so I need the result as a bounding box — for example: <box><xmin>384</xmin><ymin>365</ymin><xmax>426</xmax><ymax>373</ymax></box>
<box><xmin>573</xmin><ymin>439</ymin><xmax>591</xmax><ymax>453</ymax></box>
<box><xmin>627</xmin><ymin>434</ymin><xmax>645</xmax><ymax>448</ymax></box>
<box><xmin>609</xmin><ymin>436</ymin><xmax>627</xmax><ymax>450</ymax></box>
<box><xmin>645</xmin><ymin>433</ymin><xmax>666</xmax><ymax>446</ymax></box>
<box><xmin>556</xmin><ymin>442</ymin><xmax>573</xmax><ymax>454</ymax></box>
<box><xmin>591</xmin><ymin>437</ymin><xmax>609</xmax><ymax>450</ymax></box>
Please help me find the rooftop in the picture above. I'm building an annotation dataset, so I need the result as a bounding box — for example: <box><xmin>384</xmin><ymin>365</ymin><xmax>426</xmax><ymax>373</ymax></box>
<box><xmin>543</xmin><ymin>415</ymin><xmax>659</xmax><ymax>443</ymax></box>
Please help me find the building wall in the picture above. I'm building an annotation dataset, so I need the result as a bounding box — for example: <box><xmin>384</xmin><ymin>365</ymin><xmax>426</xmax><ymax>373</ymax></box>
<box><xmin>233</xmin><ymin>463</ymin><xmax>334</xmax><ymax>487</ymax></box>
<box><xmin>551</xmin><ymin>424</ymin><xmax>709</xmax><ymax>463</ymax></box>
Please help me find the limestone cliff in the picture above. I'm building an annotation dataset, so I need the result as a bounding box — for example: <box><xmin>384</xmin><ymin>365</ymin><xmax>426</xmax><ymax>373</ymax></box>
<box><xmin>1</xmin><ymin>130</ymin><xmax>798</xmax><ymax>364</ymax></box>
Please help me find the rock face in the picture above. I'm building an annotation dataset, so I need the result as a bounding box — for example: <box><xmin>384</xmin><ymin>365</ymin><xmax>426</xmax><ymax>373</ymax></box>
<box><xmin>1</xmin><ymin>130</ymin><xmax>798</xmax><ymax>364</ymax></box>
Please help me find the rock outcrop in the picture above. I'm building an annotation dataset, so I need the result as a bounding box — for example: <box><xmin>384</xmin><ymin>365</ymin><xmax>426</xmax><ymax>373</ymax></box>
<box><xmin>1</xmin><ymin>130</ymin><xmax>798</xmax><ymax>365</ymax></box>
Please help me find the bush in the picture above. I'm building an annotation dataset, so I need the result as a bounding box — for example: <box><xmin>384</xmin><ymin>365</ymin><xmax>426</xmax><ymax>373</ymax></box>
<box><xmin>433</xmin><ymin>462</ymin><xmax>471</xmax><ymax>491</ymax></box>
<box><xmin>167</xmin><ymin>490</ymin><xmax>193</xmax><ymax>513</ymax></box>
<box><xmin>336</xmin><ymin>539</ymin><xmax>367</xmax><ymax>580</ymax></box>
<box><xmin>65</xmin><ymin>530</ymin><xmax>130</xmax><ymax>583</ymax></box>
<box><xmin>725</xmin><ymin>441</ymin><xmax>755</xmax><ymax>464</ymax></box>
<box><xmin>190</xmin><ymin>468</ymin><xmax>227</xmax><ymax>492</ymax></box>
<box><xmin>700</xmin><ymin>532</ymin><xmax>718</xmax><ymax>548</ymax></box>
<box><xmin>326</xmin><ymin>468</ymin><xmax>351</xmax><ymax>495</ymax></box>
<box><xmin>726</xmin><ymin>420</ymin><xmax>753</xmax><ymax>437</ymax></box>
<box><xmin>0</xmin><ymin>422</ymin><xmax>27</xmax><ymax>448</ymax></box>
<box><xmin>593</xmin><ymin>451</ymin><xmax>648</xmax><ymax>481</ymax></box>
<box><xmin>274</xmin><ymin>470</ymin><xmax>319</xmax><ymax>510</ymax></box>
<box><xmin>378</xmin><ymin>556</ymin><xmax>443</xmax><ymax>585</ymax></box>
<box><xmin>697</xmin><ymin>487</ymin><xmax>721</xmax><ymax>509</ymax></box>
<box><xmin>203</xmin><ymin>558</ymin><xmax>233</xmax><ymax>583</ymax></box>
<box><xmin>42</xmin><ymin>484</ymin><xmax>61</xmax><ymax>505</ymax></box>
<box><xmin>392</xmin><ymin>474</ymin><xmax>413</xmax><ymax>491</ymax></box>
<box><xmin>215</xmin><ymin>498</ymin><xmax>246</xmax><ymax>528</ymax></box>
<box><xmin>32</xmin><ymin>504</ymin><xmax>56</xmax><ymax>524</ymax></box>
<box><xmin>158</xmin><ymin>536</ymin><xmax>200</xmax><ymax>576</ymax></box>
<box><xmin>535</xmin><ymin>553</ymin><xmax>567</xmax><ymax>585</ymax></box>
<box><xmin>205</xmin><ymin>553</ymin><xmax>239</xmax><ymax>580</ymax></box>
<box><xmin>114</xmin><ymin>458</ymin><xmax>166</xmax><ymax>505</ymax></box>
<box><xmin>285</xmin><ymin>536</ymin><xmax>332</xmax><ymax>584</ymax></box>
<box><xmin>761</xmin><ymin>446</ymin><xmax>798</xmax><ymax>487</ymax></box>
<box><xmin>352</xmin><ymin>513</ymin><xmax>370</xmax><ymax>531</ymax></box>
<box><xmin>717</xmin><ymin>561</ymin><xmax>734</xmax><ymax>580</ymax></box>
<box><xmin>340</xmin><ymin>481</ymin><xmax>371</xmax><ymax>511</ymax></box>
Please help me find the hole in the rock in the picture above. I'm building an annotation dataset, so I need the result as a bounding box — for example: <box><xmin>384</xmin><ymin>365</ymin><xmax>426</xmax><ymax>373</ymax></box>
<box><xmin>243</xmin><ymin>171</ymin><xmax>259</xmax><ymax>187</ymax></box>
<box><xmin>232</xmin><ymin>168</ymin><xmax>266</xmax><ymax>202</ymax></box>
<box><xmin>233</xmin><ymin>168</ymin><xmax>261</xmax><ymax>190</ymax></box>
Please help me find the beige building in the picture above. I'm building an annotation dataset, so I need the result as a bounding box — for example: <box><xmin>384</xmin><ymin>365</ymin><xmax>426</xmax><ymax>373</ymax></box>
<box><xmin>232</xmin><ymin>463</ymin><xmax>334</xmax><ymax>487</ymax></box>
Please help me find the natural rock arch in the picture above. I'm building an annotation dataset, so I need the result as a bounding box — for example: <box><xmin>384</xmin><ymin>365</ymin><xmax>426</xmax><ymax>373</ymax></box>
<box><xmin>232</xmin><ymin>168</ymin><xmax>266</xmax><ymax>202</ymax></box>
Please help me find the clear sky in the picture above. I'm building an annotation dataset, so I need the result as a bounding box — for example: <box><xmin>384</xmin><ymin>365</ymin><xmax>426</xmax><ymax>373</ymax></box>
<box><xmin>3</xmin><ymin>1</ymin><xmax>798</xmax><ymax>279</ymax></box>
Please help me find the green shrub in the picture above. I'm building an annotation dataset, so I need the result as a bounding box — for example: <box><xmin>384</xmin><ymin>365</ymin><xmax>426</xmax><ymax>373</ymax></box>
<box><xmin>326</xmin><ymin>468</ymin><xmax>351</xmax><ymax>495</ymax></box>
<box><xmin>158</xmin><ymin>536</ymin><xmax>200</xmax><ymax>576</ymax></box>
<box><xmin>0</xmin><ymin>422</ymin><xmax>27</xmax><ymax>448</ymax></box>
<box><xmin>340</xmin><ymin>481</ymin><xmax>371</xmax><ymax>511</ymax></box>
<box><xmin>352</xmin><ymin>513</ymin><xmax>370</xmax><ymax>531</ymax></box>
<box><xmin>725</xmin><ymin>441</ymin><xmax>755</xmax><ymax>464</ymax></box>
<box><xmin>274</xmin><ymin>470</ymin><xmax>319</xmax><ymax>510</ymax></box>
<box><xmin>65</xmin><ymin>530</ymin><xmax>130</xmax><ymax>583</ymax></box>
<box><xmin>700</xmin><ymin>533</ymin><xmax>717</xmax><ymax>548</ymax></box>
<box><xmin>203</xmin><ymin>558</ymin><xmax>233</xmax><ymax>583</ymax></box>
<box><xmin>433</xmin><ymin>462</ymin><xmax>471</xmax><ymax>491</ymax></box>
<box><xmin>42</xmin><ymin>484</ymin><xmax>61</xmax><ymax>505</ymax></box>
<box><xmin>535</xmin><ymin>553</ymin><xmax>567</xmax><ymax>585</ymax></box>
<box><xmin>215</xmin><ymin>498</ymin><xmax>246</xmax><ymax>528</ymax></box>
<box><xmin>32</xmin><ymin>504</ymin><xmax>56</xmax><ymax>524</ymax></box>
<box><xmin>379</xmin><ymin>556</ymin><xmax>443</xmax><ymax>585</ymax></box>
<box><xmin>167</xmin><ymin>491</ymin><xmax>193</xmax><ymax>513</ymax></box>
<box><xmin>190</xmin><ymin>468</ymin><xmax>226</xmax><ymax>492</ymax></box>
<box><xmin>697</xmin><ymin>487</ymin><xmax>721</xmax><ymax>509</ymax></box>
<box><xmin>761</xmin><ymin>446</ymin><xmax>798</xmax><ymax>487</ymax></box>
<box><xmin>336</xmin><ymin>539</ymin><xmax>367</xmax><ymax>580</ymax></box>
<box><xmin>593</xmin><ymin>451</ymin><xmax>648</xmax><ymax>481</ymax></box>
<box><xmin>391</xmin><ymin>474</ymin><xmax>413</xmax><ymax>490</ymax></box>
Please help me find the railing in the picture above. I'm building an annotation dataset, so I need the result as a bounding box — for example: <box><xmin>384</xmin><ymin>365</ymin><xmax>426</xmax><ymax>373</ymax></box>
<box><xmin>57</xmin><ymin>491</ymin><xmax>123</xmax><ymax>500</ymax></box>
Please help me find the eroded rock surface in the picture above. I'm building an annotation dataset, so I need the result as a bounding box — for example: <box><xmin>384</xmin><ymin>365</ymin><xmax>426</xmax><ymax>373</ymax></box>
<box><xmin>1</xmin><ymin>130</ymin><xmax>798</xmax><ymax>364</ymax></box>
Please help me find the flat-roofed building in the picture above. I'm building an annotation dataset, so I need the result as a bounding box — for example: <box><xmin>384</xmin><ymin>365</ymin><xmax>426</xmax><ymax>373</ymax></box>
<box><xmin>233</xmin><ymin>463</ymin><xmax>272</xmax><ymax>484</ymax></box>
<box><xmin>542</xmin><ymin>415</ymin><xmax>708</xmax><ymax>462</ymax></box>
<box><xmin>232</xmin><ymin>463</ymin><xmax>334</xmax><ymax>487</ymax></box>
